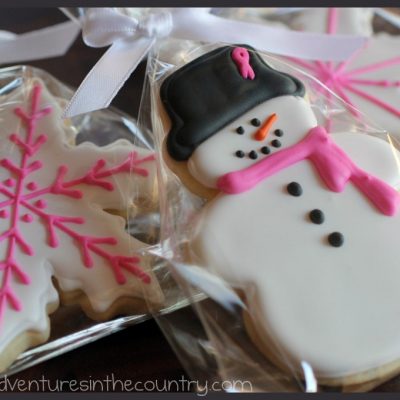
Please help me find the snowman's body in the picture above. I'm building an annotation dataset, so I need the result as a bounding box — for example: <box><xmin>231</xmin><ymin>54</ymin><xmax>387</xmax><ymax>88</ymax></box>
<box><xmin>187</xmin><ymin>96</ymin><xmax>400</xmax><ymax>381</ymax></box>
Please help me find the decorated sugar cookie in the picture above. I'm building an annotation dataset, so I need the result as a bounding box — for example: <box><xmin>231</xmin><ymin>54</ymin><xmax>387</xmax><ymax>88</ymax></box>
<box><xmin>160</xmin><ymin>45</ymin><xmax>400</xmax><ymax>386</ymax></box>
<box><xmin>287</xmin><ymin>8</ymin><xmax>400</xmax><ymax>138</ymax></box>
<box><xmin>290</xmin><ymin>8</ymin><xmax>374</xmax><ymax>35</ymax></box>
<box><xmin>0</xmin><ymin>81</ymin><xmax>161</xmax><ymax>371</ymax></box>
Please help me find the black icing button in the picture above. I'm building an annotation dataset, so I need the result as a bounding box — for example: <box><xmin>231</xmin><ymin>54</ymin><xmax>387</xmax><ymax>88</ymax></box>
<box><xmin>287</xmin><ymin>182</ymin><xmax>302</xmax><ymax>197</ymax></box>
<box><xmin>328</xmin><ymin>232</ymin><xmax>344</xmax><ymax>247</ymax></box>
<box><xmin>309</xmin><ymin>209</ymin><xmax>325</xmax><ymax>224</ymax></box>
<box><xmin>261</xmin><ymin>146</ymin><xmax>270</xmax><ymax>155</ymax></box>
<box><xmin>271</xmin><ymin>139</ymin><xmax>281</xmax><ymax>148</ymax></box>
<box><xmin>249</xmin><ymin>150</ymin><xmax>258</xmax><ymax>160</ymax></box>
<box><xmin>274</xmin><ymin>129</ymin><xmax>284</xmax><ymax>137</ymax></box>
<box><xmin>236</xmin><ymin>126</ymin><xmax>245</xmax><ymax>134</ymax></box>
<box><xmin>235</xmin><ymin>150</ymin><xmax>245</xmax><ymax>158</ymax></box>
<box><xmin>251</xmin><ymin>118</ymin><xmax>261</xmax><ymax>127</ymax></box>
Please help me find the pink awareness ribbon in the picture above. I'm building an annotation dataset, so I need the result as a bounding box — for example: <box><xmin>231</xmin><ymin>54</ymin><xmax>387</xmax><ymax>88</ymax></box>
<box><xmin>231</xmin><ymin>47</ymin><xmax>255</xmax><ymax>80</ymax></box>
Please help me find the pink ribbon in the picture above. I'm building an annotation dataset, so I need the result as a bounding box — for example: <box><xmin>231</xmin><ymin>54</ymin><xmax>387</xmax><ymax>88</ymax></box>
<box><xmin>231</xmin><ymin>47</ymin><xmax>255</xmax><ymax>80</ymax></box>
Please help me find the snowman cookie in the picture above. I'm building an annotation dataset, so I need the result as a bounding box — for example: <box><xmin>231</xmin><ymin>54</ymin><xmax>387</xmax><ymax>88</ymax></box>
<box><xmin>159</xmin><ymin>45</ymin><xmax>400</xmax><ymax>386</ymax></box>
<box><xmin>0</xmin><ymin>80</ymin><xmax>162</xmax><ymax>371</ymax></box>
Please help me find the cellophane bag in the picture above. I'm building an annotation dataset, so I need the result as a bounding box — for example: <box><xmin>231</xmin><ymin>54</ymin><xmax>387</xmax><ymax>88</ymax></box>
<box><xmin>214</xmin><ymin>7</ymin><xmax>400</xmax><ymax>141</ymax></box>
<box><xmin>144</xmin><ymin>35</ymin><xmax>400</xmax><ymax>393</ymax></box>
<box><xmin>0</xmin><ymin>64</ymin><xmax>188</xmax><ymax>377</ymax></box>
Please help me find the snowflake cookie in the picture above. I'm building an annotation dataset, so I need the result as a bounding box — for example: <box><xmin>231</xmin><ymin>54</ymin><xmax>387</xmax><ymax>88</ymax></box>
<box><xmin>290</xmin><ymin>8</ymin><xmax>374</xmax><ymax>35</ymax></box>
<box><xmin>0</xmin><ymin>80</ymin><xmax>162</xmax><ymax>371</ymax></box>
<box><xmin>159</xmin><ymin>45</ymin><xmax>400</xmax><ymax>387</ymax></box>
<box><xmin>287</xmin><ymin>8</ymin><xmax>400</xmax><ymax>139</ymax></box>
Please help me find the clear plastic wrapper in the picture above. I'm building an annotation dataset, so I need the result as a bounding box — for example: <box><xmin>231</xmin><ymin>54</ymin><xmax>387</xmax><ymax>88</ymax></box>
<box><xmin>0</xmin><ymin>65</ymin><xmax>188</xmax><ymax>376</ymax></box>
<box><xmin>215</xmin><ymin>7</ymin><xmax>400</xmax><ymax>36</ymax></box>
<box><xmin>146</xmin><ymin>38</ymin><xmax>400</xmax><ymax>393</ymax></box>
<box><xmin>212</xmin><ymin>8</ymin><xmax>400</xmax><ymax>155</ymax></box>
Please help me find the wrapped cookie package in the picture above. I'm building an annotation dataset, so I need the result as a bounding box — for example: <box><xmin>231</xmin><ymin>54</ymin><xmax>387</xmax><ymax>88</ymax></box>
<box><xmin>0</xmin><ymin>65</ymin><xmax>184</xmax><ymax>375</ymax></box>
<box><xmin>217</xmin><ymin>7</ymin><xmax>400</xmax><ymax>139</ymax></box>
<box><xmin>146</xmin><ymin>38</ymin><xmax>400</xmax><ymax>392</ymax></box>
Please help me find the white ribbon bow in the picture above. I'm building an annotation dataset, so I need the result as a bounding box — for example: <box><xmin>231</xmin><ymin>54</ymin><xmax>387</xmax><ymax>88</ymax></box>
<box><xmin>83</xmin><ymin>8</ymin><xmax>173</xmax><ymax>47</ymax></box>
<box><xmin>0</xmin><ymin>20</ymin><xmax>80</xmax><ymax>64</ymax></box>
<box><xmin>64</xmin><ymin>7</ymin><xmax>367</xmax><ymax>118</ymax></box>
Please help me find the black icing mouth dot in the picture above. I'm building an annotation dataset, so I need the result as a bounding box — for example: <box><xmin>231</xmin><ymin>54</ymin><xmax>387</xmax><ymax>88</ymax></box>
<box><xmin>309</xmin><ymin>209</ymin><xmax>324</xmax><ymax>224</ymax></box>
<box><xmin>236</xmin><ymin>126</ymin><xmax>245</xmax><ymax>134</ymax></box>
<box><xmin>271</xmin><ymin>139</ymin><xmax>281</xmax><ymax>148</ymax></box>
<box><xmin>261</xmin><ymin>146</ymin><xmax>270</xmax><ymax>155</ymax></box>
<box><xmin>249</xmin><ymin>150</ymin><xmax>258</xmax><ymax>160</ymax></box>
<box><xmin>328</xmin><ymin>232</ymin><xmax>344</xmax><ymax>247</ymax></box>
<box><xmin>251</xmin><ymin>118</ymin><xmax>261</xmax><ymax>127</ymax></box>
<box><xmin>274</xmin><ymin>129</ymin><xmax>283</xmax><ymax>137</ymax></box>
<box><xmin>287</xmin><ymin>182</ymin><xmax>302</xmax><ymax>197</ymax></box>
<box><xmin>235</xmin><ymin>150</ymin><xmax>245</xmax><ymax>158</ymax></box>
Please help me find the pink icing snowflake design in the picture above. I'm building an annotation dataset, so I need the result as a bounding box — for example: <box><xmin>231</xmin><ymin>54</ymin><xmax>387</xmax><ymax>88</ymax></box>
<box><xmin>289</xmin><ymin>8</ymin><xmax>400</xmax><ymax>130</ymax></box>
<box><xmin>0</xmin><ymin>85</ymin><xmax>155</xmax><ymax>324</ymax></box>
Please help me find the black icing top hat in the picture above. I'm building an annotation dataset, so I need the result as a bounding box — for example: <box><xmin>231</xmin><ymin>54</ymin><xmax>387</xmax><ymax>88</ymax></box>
<box><xmin>161</xmin><ymin>45</ymin><xmax>305</xmax><ymax>161</ymax></box>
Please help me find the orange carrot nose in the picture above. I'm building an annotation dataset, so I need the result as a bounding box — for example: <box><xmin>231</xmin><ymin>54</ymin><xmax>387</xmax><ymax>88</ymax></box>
<box><xmin>254</xmin><ymin>113</ymin><xmax>278</xmax><ymax>141</ymax></box>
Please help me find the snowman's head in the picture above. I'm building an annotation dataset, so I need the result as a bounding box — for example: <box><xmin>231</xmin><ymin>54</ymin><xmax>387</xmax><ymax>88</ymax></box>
<box><xmin>161</xmin><ymin>45</ymin><xmax>318</xmax><ymax>189</ymax></box>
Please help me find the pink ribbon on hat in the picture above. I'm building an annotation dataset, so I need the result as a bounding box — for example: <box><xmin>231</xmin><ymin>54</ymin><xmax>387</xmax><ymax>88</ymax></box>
<box><xmin>231</xmin><ymin>47</ymin><xmax>255</xmax><ymax>80</ymax></box>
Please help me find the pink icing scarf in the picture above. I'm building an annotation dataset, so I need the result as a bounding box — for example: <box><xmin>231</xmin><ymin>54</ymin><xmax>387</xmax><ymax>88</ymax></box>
<box><xmin>217</xmin><ymin>126</ymin><xmax>400</xmax><ymax>216</ymax></box>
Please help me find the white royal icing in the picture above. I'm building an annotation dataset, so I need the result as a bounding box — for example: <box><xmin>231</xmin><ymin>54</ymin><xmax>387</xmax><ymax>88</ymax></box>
<box><xmin>0</xmin><ymin>80</ymin><xmax>161</xmax><ymax>357</ymax></box>
<box><xmin>286</xmin><ymin>12</ymin><xmax>400</xmax><ymax>141</ymax></box>
<box><xmin>336</xmin><ymin>34</ymin><xmax>400</xmax><ymax>140</ymax></box>
<box><xmin>188</xmin><ymin>96</ymin><xmax>317</xmax><ymax>188</ymax></box>
<box><xmin>187</xmin><ymin>95</ymin><xmax>400</xmax><ymax>380</ymax></box>
<box><xmin>290</xmin><ymin>8</ymin><xmax>374</xmax><ymax>36</ymax></box>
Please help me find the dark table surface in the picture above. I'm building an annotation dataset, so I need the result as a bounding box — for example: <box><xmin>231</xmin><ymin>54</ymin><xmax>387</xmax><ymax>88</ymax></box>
<box><xmin>0</xmin><ymin>8</ymin><xmax>189</xmax><ymax>392</ymax></box>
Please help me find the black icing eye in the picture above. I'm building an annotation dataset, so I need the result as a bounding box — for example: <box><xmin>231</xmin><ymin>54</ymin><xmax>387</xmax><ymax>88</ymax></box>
<box><xmin>274</xmin><ymin>129</ymin><xmax>283</xmax><ymax>137</ymax></box>
<box><xmin>249</xmin><ymin>150</ymin><xmax>258</xmax><ymax>160</ymax></box>
<box><xmin>261</xmin><ymin>146</ymin><xmax>270</xmax><ymax>155</ymax></box>
<box><xmin>251</xmin><ymin>118</ymin><xmax>261</xmax><ymax>127</ymax></box>
<box><xmin>236</xmin><ymin>126</ymin><xmax>245</xmax><ymax>134</ymax></box>
<box><xmin>271</xmin><ymin>139</ymin><xmax>281</xmax><ymax>148</ymax></box>
<box><xmin>235</xmin><ymin>150</ymin><xmax>245</xmax><ymax>158</ymax></box>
